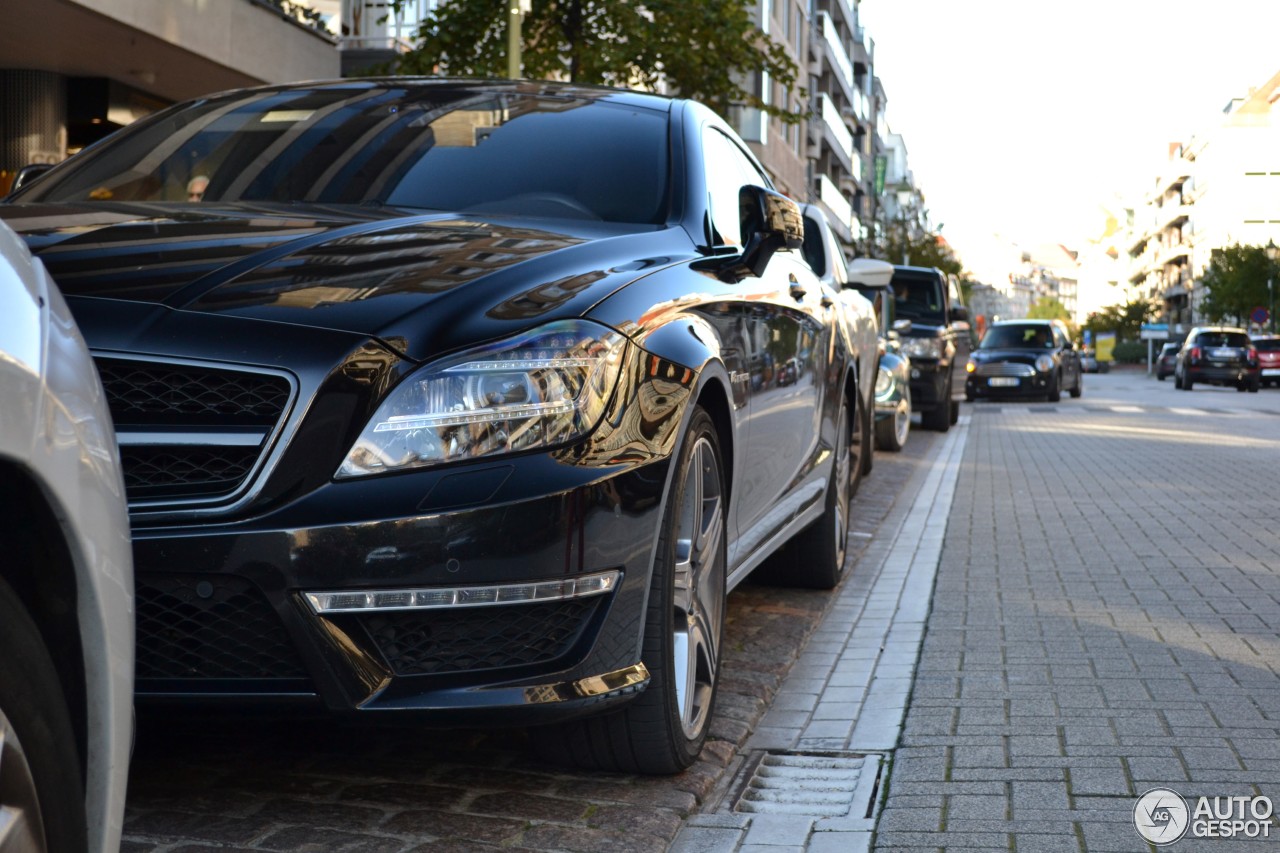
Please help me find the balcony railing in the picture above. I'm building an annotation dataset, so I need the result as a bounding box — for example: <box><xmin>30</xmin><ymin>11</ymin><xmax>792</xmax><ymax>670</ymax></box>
<box><xmin>249</xmin><ymin>0</ymin><xmax>336</xmax><ymax>40</ymax></box>
<box><xmin>818</xmin><ymin>12</ymin><xmax>855</xmax><ymax>95</ymax></box>
<box><xmin>818</xmin><ymin>173</ymin><xmax>853</xmax><ymax>234</ymax></box>
<box><xmin>819</xmin><ymin>94</ymin><xmax>855</xmax><ymax>167</ymax></box>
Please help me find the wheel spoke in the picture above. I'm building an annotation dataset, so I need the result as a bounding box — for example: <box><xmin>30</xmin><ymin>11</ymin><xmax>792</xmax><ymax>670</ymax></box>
<box><xmin>0</xmin><ymin>712</ymin><xmax>48</xmax><ymax>853</ymax></box>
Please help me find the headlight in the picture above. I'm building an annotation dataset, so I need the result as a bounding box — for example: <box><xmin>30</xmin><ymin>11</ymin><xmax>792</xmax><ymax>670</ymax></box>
<box><xmin>902</xmin><ymin>338</ymin><xmax>944</xmax><ymax>360</ymax></box>
<box><xmin>965</xmin><ymin>359</ymin><xmax>977</xmax><ymax>373</ymax></box>
<box><xmin>875</xmin><ymin>365</ymin><xmax>893</xmax><ymax>399</ymax></box>
<box><xmin>1035</xmin><ymin>355</ymin><xmax>1055</xmax><ymax>373</ymax></box>
<box><xmin>338</xmin><ymin>319</ymin><xmax>626</xmax><ymax>478</ymax></box>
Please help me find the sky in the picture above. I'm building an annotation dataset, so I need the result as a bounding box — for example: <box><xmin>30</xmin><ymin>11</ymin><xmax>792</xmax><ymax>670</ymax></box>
<box><xmin>859</xmin><ymin>0</ymin><xmax>1280</xmax><ymax>270</ymax></box>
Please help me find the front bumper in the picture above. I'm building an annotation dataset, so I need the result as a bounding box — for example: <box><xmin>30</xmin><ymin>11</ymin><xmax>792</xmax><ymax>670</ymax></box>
<box><xmin>131</xmin><ymin>453</ymin><xmax>671</xmax><ymax>724</ymax></box>
<box><xmin>907</xmin><ymin>360</ymin><xmax>948</xmax><ymax>411</ymax></box>
<box><xmin>966</xmin><ymin>372</ymin><xmax>1052</xmax><ymax>398</ymax></box>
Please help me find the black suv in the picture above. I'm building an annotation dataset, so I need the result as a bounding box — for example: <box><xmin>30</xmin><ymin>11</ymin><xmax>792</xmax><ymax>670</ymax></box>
<box><xmin>891</xmin><ymin>266</ymin><xmax>972</xmax><ymax>431</ymax></box>
<box><xmin>1175</xmin><ymin>327</ymin><xmax>1260</xmax><ymax>391</ymax></box>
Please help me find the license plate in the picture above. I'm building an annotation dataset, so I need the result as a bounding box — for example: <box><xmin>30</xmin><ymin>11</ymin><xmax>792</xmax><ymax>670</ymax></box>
<box><xmin>1211</xmin><ymin>348</ymin><xmax>1237</xmax><ymax>358</ymax></box>
<box><xmin>988</xmin><ymin>377</ymin><xmax>1019</xmax><ymax>387</ymax></box>
<box><xmin>1264</xmin><ymin>369</ymin><xmax>1280</xmax><ymax>377</ymax></box>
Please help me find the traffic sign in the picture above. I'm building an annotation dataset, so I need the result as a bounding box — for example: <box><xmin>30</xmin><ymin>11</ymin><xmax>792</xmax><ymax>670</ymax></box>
<box><xmin>1252</xmin><ymin>306</ymin><xmax>1269</xmax><ymax>325</ymax></box>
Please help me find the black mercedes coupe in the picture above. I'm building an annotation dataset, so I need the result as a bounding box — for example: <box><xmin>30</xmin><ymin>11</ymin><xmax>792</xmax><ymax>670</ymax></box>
<box><xmin>2</xmin><ymin>79</ymin><xmax>875</xmax><ymax>773</ymax></box>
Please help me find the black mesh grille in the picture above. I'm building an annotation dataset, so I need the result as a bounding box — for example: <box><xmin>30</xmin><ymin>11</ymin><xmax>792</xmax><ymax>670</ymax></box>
<box><xmin>360</xmin><ymin>598</ymin><xmax>600</xmax><ymax>676</ymax></box>
<box><xmin>93</xmin><ymin>357</ymin><xmax>293</xmax><ymax>504</ymax></box>
<box><xmin>135</xmin><ymin>575</ymin><xmax>308</xmax><ymax>680</ymax></box>
<box><xmin>121</xmin><ymin>446</ymin><xmax>259</xmax><ymax>496</ymax></box>
<box><xmin>96</xmin><ymin>359</ymin><xmax>290</xmax><ymax>426</ymax></box>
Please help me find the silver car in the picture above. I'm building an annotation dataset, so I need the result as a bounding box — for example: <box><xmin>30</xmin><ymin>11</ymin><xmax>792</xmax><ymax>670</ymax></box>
<box><xmin>0</xmin><ymin>220</ymin><xmax>133</xmax><ymax>852</ymax></box>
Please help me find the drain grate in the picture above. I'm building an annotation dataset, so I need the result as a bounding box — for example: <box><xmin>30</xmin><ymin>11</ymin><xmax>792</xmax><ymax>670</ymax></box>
<box><xmin>733</xmin><ymin>752</ymin><xmax>882</xmax><ymax>818</ymax></box>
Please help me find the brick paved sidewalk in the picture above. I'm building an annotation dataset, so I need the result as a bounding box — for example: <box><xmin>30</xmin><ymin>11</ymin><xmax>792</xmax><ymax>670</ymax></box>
<box><xmin>875</xmin><ymin>404</ymin><xmax>1280</xmax><ymax>852</ymax></box>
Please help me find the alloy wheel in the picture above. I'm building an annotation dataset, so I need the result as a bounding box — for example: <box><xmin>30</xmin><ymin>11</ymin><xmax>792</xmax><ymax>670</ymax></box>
<box><xmin>671</xmin><ymin>437</ymin><xmax>724</xmax><ymax>740</ymax></box>
<box><xmin>0</xmin><ymin>707</ymin><xmax>48</xmax><ymax>853</ymax></box>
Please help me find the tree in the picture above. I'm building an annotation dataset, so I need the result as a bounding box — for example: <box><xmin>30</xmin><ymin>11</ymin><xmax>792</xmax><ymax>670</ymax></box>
<box><xmin>1199</xmin><ymin>243</ymin><xmax>1274</xmax><ymax>325</ymax></box>
<box><xmin>389</xmin><ymin>0</ymin><xmax>805</xmax><ymax>124</ymax></box>
<box><xmin>1083</xmin><ymin>297</ymin><xmax>1153</xmax><ymax>343</ymax></box>
<box><xmin>1027</xmin><ymin>297</ymin><xmax>1071</xmax><ymax>322</ymax></box>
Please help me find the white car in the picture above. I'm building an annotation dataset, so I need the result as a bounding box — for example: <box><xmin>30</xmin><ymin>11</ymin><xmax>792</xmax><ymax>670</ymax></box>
<box><xmin>797</xmin><ymin>204</ymin><xmax>885</xmax><ymax>481</ymax></box>
<box><xmin>0</xmin><ymin>220</ymin><xmax>133</xmax><ymax>852</ymax></box>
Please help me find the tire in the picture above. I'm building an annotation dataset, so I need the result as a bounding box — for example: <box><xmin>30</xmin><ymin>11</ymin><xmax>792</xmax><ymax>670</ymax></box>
<box><xmin>0</xmin><ymin>576</ymin><xmax>87</xmax><ymax>853</ymax></box>
<box><xmin>1183</xmin><ymin>372</ymin><xmax>1194</xmax><ymax>391</ymax></box>
<box><xmin>1047</xmin><ymin>372</ymin><xmax>1061</xmax><ymax>403</ymax></box>
<box><xmin>777</xmin><ymin>397</ymin><xmax>858</xmax><ymax>590</ymax></box>
<box><xmin>876</xmin><ymin>388</ymin><xmax>911</xmax><ymax>453</ymax></box>
<box><xmin>949</xmin><ymin>398</ymin><xmax>960</xmax><ymax>425</ymax></box>
<box><xmin>531</xmin><ymin>408</ymin><xmax>726</xmax><ymax>774</ymax></box>
<box><xmin>1158</xmin><ymin>373</ymin><xmax>1166</xmax><ymax>381</ymax></box>
<box><xmin>1069</xmin><ymin>371</ymin><xmax>1082</xmax><ymax>398</ymax></box>
<box><xmin>1249</xmin><ymin>379</ymin><xmax>1260</xmax><ymax>393</ymax></box>
<box><xmin>1237</xmin><ymin>383</ymin><xmax>1247</xmax><ymax>392</ymax></box>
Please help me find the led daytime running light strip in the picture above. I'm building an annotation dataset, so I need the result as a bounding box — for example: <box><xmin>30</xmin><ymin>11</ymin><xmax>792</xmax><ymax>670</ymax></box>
<box><xmin>446</xmin><ymin>357</ymin><xmax>597</xmax><ymax>371</ymax></box>
<box><xmin>373</xmin><ymin>400</ymin><xmax>575</xmax><ymax>432</ymax></box>
<box><xmin>304</xmin><ymin>569</ymin><xmax>621</xmax><ymax>614</ymax></box>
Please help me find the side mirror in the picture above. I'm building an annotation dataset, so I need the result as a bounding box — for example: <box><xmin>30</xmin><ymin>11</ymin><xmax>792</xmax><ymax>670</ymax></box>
<box><xmin>732</xmin><ymin>185</ymin><xmax>803</xmax><ymax>279</ymax></box>
<box><xmin>846</xmin><ymin>257</ymin><xmax>894</xmax><ymax>290</ymax></box>
<box><xmin>950</xmin><ymin>304</ymin><xmax>969</xmax><ymax>323</ymax></box>
<box><xmin>10</xmin><ymin>163</ymin><xmax>54</xmax><ymax>193</ymax></box>
<box><xmin>892</xmin><ymin>318</ymin><xmax>912</xmax><ymax>334</ymax></box>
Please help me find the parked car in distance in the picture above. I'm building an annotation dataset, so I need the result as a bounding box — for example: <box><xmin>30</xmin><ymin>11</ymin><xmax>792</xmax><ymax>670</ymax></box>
<box><xmin>874</xmin><ymin>322</ymin><xmax>913</xmax><ymax>452</ymax></box>
<box><xmin>0</xmin><ymin>220</ymin><xmax>133</xmax><ymax>853</ymax></box>
<box><xmin>1251</xmin><ymin>335</ymin><xmax>1280</xmax><ymax>386</ymax></box>
<box><xmin>892</xmin><ymin>265</ymin><xmax>971</xmax><ymax>431</ymax></box>
<box><xmin>1080</xmin><ymin>347</ymin><xmax>1100</xmax><ymax>373</ymax></box>
<box><xmin>1176</xmin><ymin>327</ymin><xmax>1260</xmax><ymax>391</ymax></box>
<box><xmin>798</xmin><ymin>203</ymin><xmax>885</xmax><ymax>477</ymax></box>
<box><xmin>965</xmin><ymin>319</ymin><xmax>1083</xmax><ymax>402</ymax></box>
<box><xmin>3</xmin><ymin>78</ymin><xmax>869</xmax><ymax>775</ymax></box>
<box><xmin>1155</xmin><ymin>341</ymin><xmax>1181</xmax><ymax>380</ymax></box>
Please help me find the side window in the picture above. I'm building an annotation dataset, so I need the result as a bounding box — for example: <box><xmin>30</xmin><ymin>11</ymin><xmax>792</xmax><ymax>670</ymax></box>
<box><xmin>1053</xmin><ymin>326</ymin><xmax>1068</xmax><ymax>349</ymax></box>
<box><xmin>702</xmin><ymin>127</ymin><xmax>771</xmax><ymax>247</ymax></box>
<box><xmin>948</xmin><ymin>274</ymin><xmax>965</xmax><ymax>307</ymax></box>
<box><xmin>800</xmin><ymin>213</ymin><xmax>826</xmax><ymax>277</ymax></box>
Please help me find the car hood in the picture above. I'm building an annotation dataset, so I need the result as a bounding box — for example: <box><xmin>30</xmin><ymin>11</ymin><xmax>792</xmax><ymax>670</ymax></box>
<box><xmin>0</xmin><ymin>202</ymin><xmax>689</xmax><ymax>362</ymax></box>
<box><xmin>973</xmin><ymin>348</ymin><xmax>1048</xmax><ymax>364</ymax></box>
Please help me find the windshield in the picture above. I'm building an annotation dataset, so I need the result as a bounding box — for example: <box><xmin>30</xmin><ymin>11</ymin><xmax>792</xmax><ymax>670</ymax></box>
<box><xmin>1252</xmin><ymin>338</ymin><xmax>1280</xmax><ymax>351</ymax></box>
<box><xmin>890</xmin><ymin>271</ymin><xmax>944</xmax><ymax>325</ymax></box>
<box><xmin>13</xmin><ymin>85</ymin><xmax>670</xmax><ymax>225</ymax></box>
<box><xmin>980</xmin><ymin>324</ymin><xmax>1055</xmax><ymax>350</ymax></box>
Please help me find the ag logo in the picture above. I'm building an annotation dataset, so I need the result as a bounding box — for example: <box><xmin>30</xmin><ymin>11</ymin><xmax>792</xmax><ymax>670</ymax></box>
<box><xmin>1134</xmin><ymin>788</ymin><xmax>1190</xmax><ymax>845</ymax></box>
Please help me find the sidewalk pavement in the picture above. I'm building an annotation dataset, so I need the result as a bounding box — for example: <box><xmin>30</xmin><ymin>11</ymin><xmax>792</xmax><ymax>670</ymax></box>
<box><xmin>672</xmin><ymin>418</ymin><xmax>970</xmax><ymax>852</ymax></box>
<box><xmin>874</xmin><ymin>401</ymin><xmax>1280</xmax><ymax>852</ymax></box>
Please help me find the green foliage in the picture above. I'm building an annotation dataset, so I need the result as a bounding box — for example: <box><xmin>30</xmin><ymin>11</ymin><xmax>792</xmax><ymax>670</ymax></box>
<box><xmin>1027</xmin><ymin>297</ymin><xmax>1071</xmax><ymax>323</ymax></box>
<box><xmin>1083</xmin><ymin>298</ymin><xmax>1154</xmax><ymax>343</ymax></box>
<box><xmin>1200</xmin><ymin>243</ymin><xmax>1278</xmax><ymax>325</ymax></box>
<box><xmin>389</xmin><ymin>0</ymin><xmax>806</xmax><ymax>124</ymax></box>
<box><xmin>882</xmin><ymin>229</ymin><xmax>963</xmax><ymax>277</ymax></box>
<box><xmin>1110</xmin><ymin>340</ymin><xmax>1150</xmax><ymax>363</ymax></box>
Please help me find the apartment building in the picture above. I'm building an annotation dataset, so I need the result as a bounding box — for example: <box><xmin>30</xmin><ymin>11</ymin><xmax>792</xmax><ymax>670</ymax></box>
<box><xmin>1125</xmin><ymin>68</ymin><xmax>1280</xmax><ymax>331</ymax></box>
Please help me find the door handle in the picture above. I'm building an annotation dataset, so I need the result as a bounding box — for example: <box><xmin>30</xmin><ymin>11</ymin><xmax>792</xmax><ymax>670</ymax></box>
<box><xmin>820</xmin><ymin>294</ymin><xmax>835</xmax><ymax>308</ymax></box>
<box><xmin>790</xmin><ymin>283</ymin><xmax>807</xmax><ymax>301</ymax></box>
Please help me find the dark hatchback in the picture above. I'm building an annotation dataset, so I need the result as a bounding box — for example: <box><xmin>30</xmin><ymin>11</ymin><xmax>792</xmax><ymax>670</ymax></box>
<box><xmin>2</xmin><ymin>80</ymin><xmax>869</xmax><ymax>773</ymax></box>
<box><xmin>1155</xmin><ymin>341</ymin><xmax>1181</xmax><ymax>380</ymax></box>
<box><xmin>965</xmin><ymin>319</ymin><xmax>1083</xmax><ymax>402</ymax></box>
<box><xmin>1175</xmin><ymin>327</ymin><xmax>1259</xmax><ymax>391</ymax></box>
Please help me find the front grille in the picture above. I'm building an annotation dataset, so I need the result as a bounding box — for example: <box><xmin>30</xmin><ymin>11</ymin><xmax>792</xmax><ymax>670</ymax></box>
<box><xmin>975</xmin><ymin>362</ymin><xmax>1035</xmax><ymax>378</ymax></box>
<box><xmin>94</xmin><ymin>357</ymin><xmax>294</xmax><ymax>505</ymax></box>
<box><xmin>135</xmin><ymin>574</ymin><xmax>308</xmax><ymax>680</ymax></box>
<box><xmin>359</xmin><ymin>598</ymin><xmax>601</xmax><ymax>676</ymax></box>
<box><xmin>97</xmin><ymin>359</ymin><xmax>290</xmax><ymax>425</ymax></box>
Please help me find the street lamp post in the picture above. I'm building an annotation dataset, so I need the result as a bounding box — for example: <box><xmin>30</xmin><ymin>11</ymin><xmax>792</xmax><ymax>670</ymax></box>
<box><xmin>1268</xmin><ymin>240</ymin><xmax>1279</xmax><ymax>335</ymax></box>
